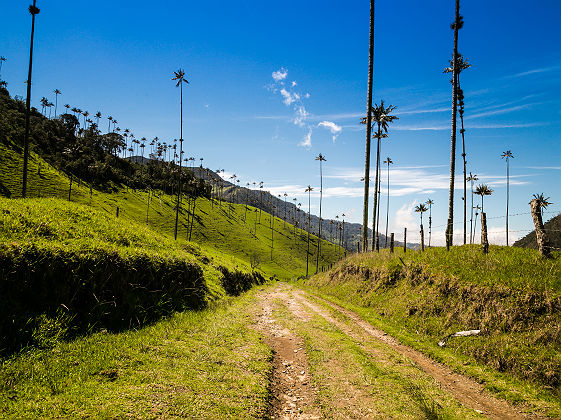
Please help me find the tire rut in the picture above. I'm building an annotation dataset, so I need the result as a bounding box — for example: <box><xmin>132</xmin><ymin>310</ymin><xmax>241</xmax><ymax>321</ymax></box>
<box><xmin>252</xmin><ymin>289</ymin><xmax>320</xmax><ymax>419</ymax></box>
<box><xmin>293</xmin><ymin>288</ymin><xmax>544</xmax><ymax>420</ymax></box>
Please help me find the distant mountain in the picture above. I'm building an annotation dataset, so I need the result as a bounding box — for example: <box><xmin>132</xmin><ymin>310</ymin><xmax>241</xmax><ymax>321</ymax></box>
<box><xmin>514</xmin><ymin>212</ymin><xmax>561</xmax><ymax>250</ymax></box>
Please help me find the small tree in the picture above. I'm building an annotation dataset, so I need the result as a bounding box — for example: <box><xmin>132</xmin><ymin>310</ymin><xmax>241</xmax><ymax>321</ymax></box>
<box><xmin>530</xmin><ymin>193</ymin><xmax>552</xmax><ymax>257</ymax></box>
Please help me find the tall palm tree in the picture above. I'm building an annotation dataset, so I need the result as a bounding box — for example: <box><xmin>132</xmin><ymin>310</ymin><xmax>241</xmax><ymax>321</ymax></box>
<box><xmin>415</xmin><ymin>203</ymin><xmax>428</xmax><ymax>250</ymax></box>
<box><xmin>445</xmin><ymin>0</ymin><xmax>464</xmax><ymax>249</ymax></box>
<box><xmin>501</xmin><ymin>150</ymin><xmax>514</xmax><ymax>246</ymax></box>
<box><xmin>383</xmin><ymin>157</ymin><xmax>393</xmax><ymax>246</ymax></box>
<box><xmin>22</xmin><ymin>0</ymin><xmax>40</xmax><ymax>198</ymax></box>
<box><xmin>363</xmin><ymin>101</ymin><xmax>398</xmax><ymax>251</ymax></box>
<box><xmin>64</xmin><ymin>104</ymin><xmax>70</xmax><ymax>115</ymax></box>
<box><xmin>305</xmin><ymin>185</ymin><xmax>314</xmax><ymax>277</ymax></box>
<box><xmin>315</xmin><ymin>153</ymin><xmax>326</xmax><ymax>273</ymax></box>
<box><xmin>95</xmin><ymin>111</ymin><xmax>101</xmax><ymax>125</ymax></box>
<box><xmin>473</xmin><ymin>205</ymin><xmax>481</xmax><ymax>240</ymax></box>
<box><xmin>172</xmin><ymin>69</ymin><xmax>189</xmax><ymax>240</ymax></box>
<box><xmin>466</xmin><ymin>172</ymin><xmax>478</xmax><ymax>243</ymax></box>
<box><xmin>360</xmin><ymin>0</ymin><xmax>376</xmax><ymax>252</ymax></box>
<box><xmin>533</xmin><ymin>193</ymin><xmax>551</xmax><ymax>218</ymax></box>
<box><xmin>426</xmin><ymin>199</ymin><xmax>434</xmax><ymax>247</ymax></box>
<box><xmin>107</xmin><ymin>116</ymin><xmax>113</xmax><ymax>133</ymax></box>
<box><xmin>40</xmin><ymin>97</ymin><xmax>48</xmax><ymax>115</ymax></box>
<box><xmin>444</xmin><ymin>55</ymin><xmax>471</xmax><ymax>244</ymax></box>
<box><xmin>474</xmin><ymin>184</ymin><xmax>493</xmax><ymax>214</ymax></box>
<box><xmin>0</xmin><ymin>56</ymin><xmax>6</xmax><ymax>79</ymax></box>
<box><xmin>53</xmin><ymin>88</ymin><xmax>61</xmax><ymax>118</ymax></box>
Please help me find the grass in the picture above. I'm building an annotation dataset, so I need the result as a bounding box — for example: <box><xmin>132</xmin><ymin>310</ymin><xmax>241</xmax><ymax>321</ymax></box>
<box><xmin>0</xmin><ymin>290</ymin><xmax>272</xmax><ymax>419</ymax></box>
<box><xmin>0</xmin><ymin>139</ymin><xmax>344</xmax><ymax>281</ymax></box>
<box><xmin>299</xmin><ymin>246</ymin><xmax>561</xmax><ymax>417</ymax></box>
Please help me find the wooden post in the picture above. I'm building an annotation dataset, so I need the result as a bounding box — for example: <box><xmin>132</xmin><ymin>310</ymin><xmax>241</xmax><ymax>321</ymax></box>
<box><xmin>481</xmin><ymin>212</ymin><xmax>489</xmax><ymax>254</ymax></box>
<box><xmin>116</xmin><ymin>206</ymin><xmax>120</xmax><ymax>218</ymax></box>
<box><xmin>376</xmin><ymin>234</ymin><xmax>380</xmax><ymax>252</ymax></box>
<box><xmin>403</xmin><ymin>228</ymin><xmax>407</xmax><ymax>253</ymax></box>
<box><xmin>530</xmin><ymin>199</ymin><xmax>551</xmax><ymax>257</ymax></box>
<box><xmin>420</xmin><ymin>225</ymin><xmax>425</xmax><ymax>252</ymax></box>
<box><xmin>390</xmin><ymin>233</ymin><xmax>394</xmax><ymax>253</ymax></box>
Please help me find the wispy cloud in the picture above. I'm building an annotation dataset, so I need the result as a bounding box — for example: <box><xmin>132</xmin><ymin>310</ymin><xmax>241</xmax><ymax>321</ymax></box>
<box><xmin>465</xmin><ymin>103</ymin><xmax>540</xmax><ymax>120</ymax></box>
<box><xmin>318</xmin><ymin>121</ymin><xmax>342</xmax><ymax>142</ymax></box>
<box><xmin>505</xmin><ymin>64</ymin><xmax>561</xmax><ymax>79</ymax></box>
<box><xmin>299</xmin><ymin>128</ymin><xmax>312</xmax><ymax>148</ymax></box>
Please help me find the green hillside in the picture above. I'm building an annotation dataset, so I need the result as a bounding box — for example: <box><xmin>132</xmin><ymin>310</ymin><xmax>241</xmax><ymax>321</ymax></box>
<box><xmin>300</xmin><ymin>246</ymin><xmax>561</xmax><ymax>404</ymax></box>
<box><xmin>0</xmin><ymin>140</ymin><xmax>344</xmax><ymax>281</ymax></box>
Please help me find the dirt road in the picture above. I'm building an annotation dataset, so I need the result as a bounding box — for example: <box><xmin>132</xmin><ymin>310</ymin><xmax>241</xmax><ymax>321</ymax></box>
<box><xmin>253</xmin><ymin>283</ymin><xmax>541</xmax><ymax>419</ymax></box>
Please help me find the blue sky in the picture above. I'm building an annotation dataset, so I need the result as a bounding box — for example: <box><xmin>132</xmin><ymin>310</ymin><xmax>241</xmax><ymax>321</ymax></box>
<box><xmin>2</xmin><ymin>0</ymin><xmax>561</xmax><ymax>246</ymax></box>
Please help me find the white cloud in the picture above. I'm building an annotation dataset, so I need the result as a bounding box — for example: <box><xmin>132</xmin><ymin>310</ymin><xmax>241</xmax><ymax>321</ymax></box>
<box><xmin>391</xmin><ymin>201</ymin><xmax>419</xmax><ymax>234</ymax></box>
<box><xmin>291</xmin><ymin>81</ymin><xmax>297</xmax><ymax>87</ymax></box>
<box><xmin>294</xmin><ymin>105</ymin><xmax>309</xmax><ymax>127</ymax></box>
<box><xmin>280</xmin><ymin>88</ymin><xmax>299</xmax><ymax>106</ymax></box>
<box><xmin>299</xmin><ymin>128</ymin><xmax>312</xmax><ymax>148</ymax></box>
<box><xmin>318</xmin><ymin>121</ymin><xmax>342</xmax><ymax>142</ymax></box>
<box><xmin>272</xmin><ymin>68</ymin><xmax>288</xmax><ymax>82</ymax></box>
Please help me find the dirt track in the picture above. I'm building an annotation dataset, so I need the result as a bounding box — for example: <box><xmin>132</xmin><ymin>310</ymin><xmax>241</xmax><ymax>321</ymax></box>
<box><xmin>253</xmin><ymin>283</ymin><xmax>542</xmax><ymax>419</ymax></box>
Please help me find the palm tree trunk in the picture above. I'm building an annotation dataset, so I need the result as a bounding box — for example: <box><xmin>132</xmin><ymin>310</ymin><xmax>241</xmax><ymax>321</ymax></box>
<box><xmin>361</xmin><ymin>0</ymin><xmax>375</xmax><ymax>252</ymax></box>
<box><xmin>22</xmin><ymin>0</ymin><xmax>39</xmax><ymax>198</ymax></box>
<box><xmin>316</xmin><ymin>160</ymin><xmax>323</xmax><ymax>274</ymax></box>
<box><xmin>530</xmin><ymin>199</ymin><xmax>550</xmax><ymax>257</ymax></box>
<box><xmin>385</xmin><ymin>162</ymin><xmax>390</xmax><ymax>247</ymax></box>
<box><xmin>372</xmin><ymin>126</ymin><xmax>381</xmax><ymax>250</ymax></box>
<box><xmin>174</xmin><ymin>83</ymin><xmax>184</xmax><ymax>240</ymax></box>
<box><xmin>506</xmin><ymin>159</ymin><xmax>510</xmax><ymax>246</ymax></box>
<box><xmin>481</xmin><ymin>212</ymin><xmax>489</xmax><ymax>254</ymax></box>
<box><xmin>306</xmin><ymin>191</ymin><xmax>311</xmax><ymax>277</ymax></box>
<box><xmin>460</xmin><ymin>98</ymin><xmax>467</xmax><ymax>245</ymax></box>
<box><xmin>470</xmin><ymin>180</ymin><xmax>474</xmax><ymax>244</ymax></box>
<box><xmin>446</xmin><ymin>0</ymin><xmax>461</xmax><ymax>250</ymax></box>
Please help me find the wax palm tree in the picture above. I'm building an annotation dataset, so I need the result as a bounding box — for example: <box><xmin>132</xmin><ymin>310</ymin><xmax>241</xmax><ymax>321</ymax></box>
<box><xmin>305</xmin><ymin>185</ymin><xmax>314</xmax><ymax>277</ymax></box>
<box><xmin>40</xmin><ymin>97</ymin><xmax>48</xmax><ymax>115</ymax></box>
<box><xmin>415</xmin><ymin>203</ymin><xmax>428</xmax><ymax>250</ymax></box>
<box><xmin>46</xmin><ymin>101</ymin><xmax>53</xmax><ymax>118</ymax></box>
<box><xmin>501</xmin><ymin>150</ymin><xmax>514</xmax><ymax>246</ymax></box>
<box><xmin>95</xmin><ymin>111</ymin><xmax>101</xmax><ymax>125</ymax></box>
<box><xmin>0</xmin><ymin>56</ymin><xmax>5</xmax><ymax>79</ymax></box>
<box><xmin>426</xmin><ymin>199</ymin><xmax>434</xmax><ymax>247</ymax></box>
<box><xmin>22</xmin><ymin>0</ymin><xmax>40</xmax><ymax>197</ymax></box>
<box><xmin>83</xmin><ymin>110</ymin><xmax>89</xmax><ymax>128</ymax></box>
<box><xmin>531</xmin><ymin>194</ymin><xmax>552</xmax><ymax>256</ymax></box>
<box><xmin>172</xmin><ymin>69</ymin><xmax>189</xmax><ymax>240</ymax></box>
<box><xmin>362</xmin><ymin>101</ymin><xmax>398</xmax><ymax>250</ymax></box>
<box><xmin>445</xmin><ymin>55</ymin><xmax>471</xmax><ymax>244</ymax></box>
<box><xmin>474</xmin><ymin>184</ymin><xmax>493</xmax><ymax>213</ymax></box>
<box><xmin>466</xmin><ymin>172</ymin><xmax>478</xmax><ymax>243</ymax></box>
<box><xmin>445</xmin><ymin>0</ymin><xmax>464</xmax><ymax>249</ymax></box>
<box><xmin>383</xmin><ymin>157</ymin><xmax>393</xmax><ymax>247</ymax></box>
<box><xmin>532</xmin><ymin>193</ymin><xmax>551</xmax><ymax>217</ymax></box>
<box><xmin>360</xmin><ymin>0</ymin><xmax>376</xmax><ymax>252</ymax></box>
<box><xmin>473</xmin><ymin>205</ymin><xmax>481</xmax><ymax>239</ymax></box>
<box><xmin>53</xmin><ymin>88</ymin><xmax>61</xmax><ymax>118</ymax></box>
<box><xmin>64</xmin><ymin>104</ymin><xmax>70</xmax><ymax>115</ymax></box>
<box><xmin>315</xmin><ymin>153</ymin><xmax>326</xmax><ymax>273</ymax></box>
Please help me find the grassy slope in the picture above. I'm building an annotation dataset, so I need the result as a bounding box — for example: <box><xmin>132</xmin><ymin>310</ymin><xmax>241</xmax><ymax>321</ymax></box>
<box><xmin>300</xmin><ymin>246</ymin><xmax>561</xmax><ymax>417</ymax></box>
<box><xmin>0</xmin><ymin>140</ymin><xmax>343</xmax><ymax>281</ymax></box>
<box><xmin>0</xmin><ymin>289</ymin><xmax>271</xmax><ymax>419</ymax></box>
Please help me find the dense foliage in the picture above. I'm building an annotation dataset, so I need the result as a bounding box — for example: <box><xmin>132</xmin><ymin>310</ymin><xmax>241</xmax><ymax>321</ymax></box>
<box><xmin>0</xmin><ymin>85</ymin><xmax>210</xmax><ymax>197</ymax></box>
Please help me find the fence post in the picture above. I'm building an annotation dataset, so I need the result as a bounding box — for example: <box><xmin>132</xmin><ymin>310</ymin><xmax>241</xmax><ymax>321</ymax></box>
<box><xmin>116</xmin><ymin>206</ymin><xmax>120</xmax><ymax>218</ymax></box>
<box><xmin>420</xmin><ymin>225</ymin><xmax>425</xmax><ymax>252</ymax></box>
<box><xmin>403</xmin><ymin>228</ymin><xmax>407</xmax><ymax>253</ymax></box>
<box><xmin>390</xmin><ymin>233</ymin><xmax>394</xmax><ymax>253</ymax></box>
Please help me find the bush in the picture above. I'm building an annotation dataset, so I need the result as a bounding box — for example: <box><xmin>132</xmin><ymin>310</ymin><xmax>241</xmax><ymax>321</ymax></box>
<box><xmin>0</xmin><ymin>243</ymin><xmax>207</xmax><ymax>354</ymax></box>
